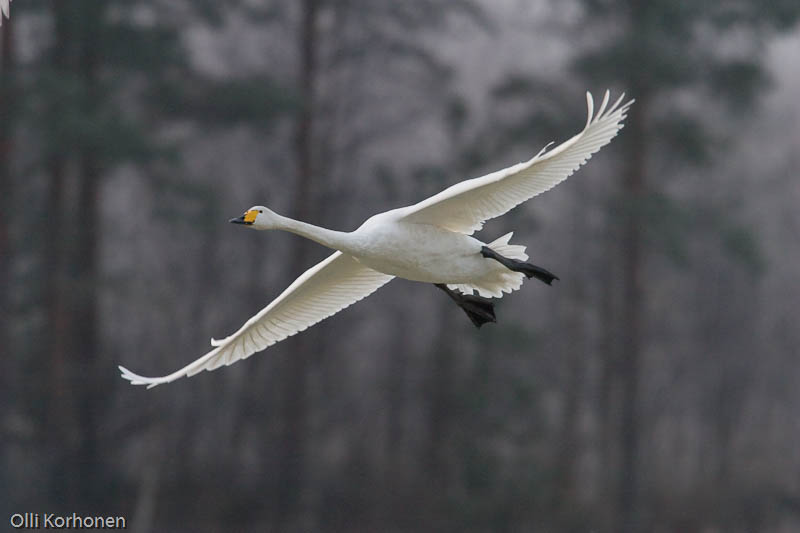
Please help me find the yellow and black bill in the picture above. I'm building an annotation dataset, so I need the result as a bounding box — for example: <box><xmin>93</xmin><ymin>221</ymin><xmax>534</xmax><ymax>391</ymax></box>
<box><xmin>229</xmin><ymin>210</ymin><xmax>258</xmax><ymax>225</ymax></box>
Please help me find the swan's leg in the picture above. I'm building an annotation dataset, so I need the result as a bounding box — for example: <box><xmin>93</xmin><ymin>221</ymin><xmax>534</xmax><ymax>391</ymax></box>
<box><xmin>480</xmin><ymin>246</ymin><xmax>559</xmax><ymax>286</ymax></box>
<box><xmin>434</xmin><ymin>283</ymin><xmax>496</xmax><ymax>328</ymax></box>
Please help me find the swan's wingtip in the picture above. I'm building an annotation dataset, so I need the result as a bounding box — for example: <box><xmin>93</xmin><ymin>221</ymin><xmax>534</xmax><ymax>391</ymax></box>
<box><xmin>118</xmin><ymin>365</ymin><xmax>162</xmax><ymax>388</ymax></box>
<box><xmin>118</xmin><ymin>365</ymin><xmax>137</xmax><ymax>381</ymax></box>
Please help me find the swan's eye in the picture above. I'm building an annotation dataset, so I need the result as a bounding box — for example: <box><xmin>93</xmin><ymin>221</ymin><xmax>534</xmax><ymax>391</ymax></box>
<box><xmin>258</xmin><ymin>210</ymin><xmax>263</xmax><ymax>213</ymax></box>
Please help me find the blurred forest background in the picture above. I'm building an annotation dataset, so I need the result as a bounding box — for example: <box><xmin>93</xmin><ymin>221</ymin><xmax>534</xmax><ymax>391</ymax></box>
<box><xmin>2</xmin><ymin>1</ymin><xmax>800</xmax><ymax>532</ymax></box>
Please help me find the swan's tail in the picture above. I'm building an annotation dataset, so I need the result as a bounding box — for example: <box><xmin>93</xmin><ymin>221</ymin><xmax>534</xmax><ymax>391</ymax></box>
<box><xmin>485</xmin><ymin>232</ymin><xmax>528</xmax><ymax>261</ymax></box>
<box><xmin>447</xmin><ymin>232</ymin><xmax>529</xmax><ymax>298</ymax></box>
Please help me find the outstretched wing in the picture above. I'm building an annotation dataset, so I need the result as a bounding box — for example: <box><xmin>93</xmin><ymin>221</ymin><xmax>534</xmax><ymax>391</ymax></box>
<box><xmin>120</xmin><ymin>252</ymin><xmax>394</xmax><ymax>388</ymax></box>
<box><xmin>398</xmin><ymin>91</ymin><xmax>633</xmax><ymax>234</ymax></box>
<box><xmin>0</xmin><ymin>0</ymin><xmax>12</xmax><ymax>25</ymax></box>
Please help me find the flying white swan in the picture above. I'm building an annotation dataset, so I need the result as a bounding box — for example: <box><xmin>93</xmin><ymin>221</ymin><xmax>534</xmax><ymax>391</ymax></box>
<box><xmin>0</xmin><ymin>0</ymin><xmax>11</xmax><ymax>26</ymax></box>
<box><xmin>120</xmin><ymin>90</ymin><xmax>633</xmax><ymax>388</ymax></box>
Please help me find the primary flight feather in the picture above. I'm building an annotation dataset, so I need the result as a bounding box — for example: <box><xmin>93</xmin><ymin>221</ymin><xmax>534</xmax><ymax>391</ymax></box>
<box><xmin>120</xmin><ymin>90</ymin><xmax>633</xmax><ymax>388</ymax></box>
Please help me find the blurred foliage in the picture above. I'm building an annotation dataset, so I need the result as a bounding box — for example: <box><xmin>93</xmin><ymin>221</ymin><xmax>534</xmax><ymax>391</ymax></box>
<box><xmin>570</xmin><ymin>0</ymin><xmax>794</xmax><ymax>281</ymax></box>
<box><xmin>1</xmin><ymin>0</ymin><xmax>799</xmax><ymax>531</ymax></box>
<box><xmin>609</xmin><ymin>192</ymin><xmax>766</xmax><ymax>275</ymax></box>
<box><xmin>150</xmin><ymin>75</ymin><xmax>297</xmax><ymax>126</ymax></box>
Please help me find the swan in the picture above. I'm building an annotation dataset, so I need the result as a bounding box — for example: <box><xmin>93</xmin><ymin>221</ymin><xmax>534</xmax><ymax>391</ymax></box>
<box><xmin>0</xmin><ymin>0</ymin><xmax>11</xmax><ymax>26</ymax></box>
<box><xmin>120</xmin><ymin>90</ymin><xmax>633</xmax><ymax>388</ymax></box>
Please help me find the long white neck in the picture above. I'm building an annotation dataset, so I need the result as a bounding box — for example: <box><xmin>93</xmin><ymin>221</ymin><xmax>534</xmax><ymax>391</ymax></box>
<box><xmin>274</xmin><ymin>214</ymin><xmax>357</xmax><ymax>254</ymax></box>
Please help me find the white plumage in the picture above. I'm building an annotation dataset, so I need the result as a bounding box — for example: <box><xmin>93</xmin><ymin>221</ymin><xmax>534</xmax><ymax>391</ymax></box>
<box><xmin>121</xmin><ymin>252</ymin><xmax>392</xmax><ymax>387</ymax></box>
<box><xmin>120</xmin><ymin>90</ymin><xmax>632</xmax><ymax>388</ymax></box>
<box><xmin>399</xmin><ymin>91</ymin><xmax>629</xmax><ymax>234</ymax></box>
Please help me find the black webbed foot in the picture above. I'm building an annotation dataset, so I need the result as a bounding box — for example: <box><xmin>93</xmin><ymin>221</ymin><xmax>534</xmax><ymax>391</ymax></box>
<box><xmin>515</xmin><ymin>263</ymin><xmax>559</xmax><ymax>285</ymax></box>
<box><xmin>435</xmin><ymin>284</ymin><xmax>496</xmax><ymax>328</ymax></box>
<box><xmin>480</xmin><ymin>246</ymin><xmax>559</xmax><ymax>285</ymax></box>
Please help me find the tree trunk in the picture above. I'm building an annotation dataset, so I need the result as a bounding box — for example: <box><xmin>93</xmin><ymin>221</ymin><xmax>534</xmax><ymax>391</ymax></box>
<box><xmin>597</xmin><ymin>223</ymin><xmax>619</xmax><ymax>528</ymax></box>
<box><xmin>45</xmin><ymin>1</ymin><xmax>75</xmax><ymax>506</ymax></box>
<box><xmin>0</xmin><ymin>9</ymin><xmax>14</xmax><ymax>374</ymax></box>
<box><xmin>385</xmin><ymin>305</ymin><xmax>408</xmax><ymax>467</ymax></box>
<box><xmin>71</xmin><ymin>0</ymin><xmax>103</xmax><ymax>506</ymax></box>
<box><xmin>276</xmin><ymin>0</ymin><xmax>319</xmax><ymax>526</ymax></box>
<box><xmin>424</xmin><ymin>303</ymin><xmax>455</xmax><ymax>488</ymax></box>
<box><xmin>44</xmin><ymin>0</ymin><xmax>71</xmax><ymax>405</ymax></box>
<box><xmin>552</xmin><ymin>201</ymin><xmax>589</xmax><ymax>520</ymax></box>
<box><xmin>617</xmin><ymin>87</ymin><xmax>647</xmax><ymax>533</ymax></box>
<box><xmin>0</xmin><ymin>6</ymin><xmax>15</xmax><ymax>452</ymax></box>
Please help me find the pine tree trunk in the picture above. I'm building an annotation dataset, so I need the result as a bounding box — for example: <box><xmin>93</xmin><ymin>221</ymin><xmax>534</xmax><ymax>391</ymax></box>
<box><xmin>552</xmin><ymin>224</ymin><xmax>588</xmax><ymax>519</ymax></box>
<box><xmin>0</xmin><ymin>13</ymin><xmax>14</xmax><ymax>369</ymax></box>
<box><xmin>72</xmin><ymin>1</ymin><xmax>103</xmax><ymax>506</ymax></box>
<box><xmin>385</xmin><ymin>306</ymin><xmax>408</xmax><ymax>466</ymax></box>
<box><xmin>0</xmin><ymin>10</ymin><xmax>15</xmax><ymax>427</ymax></box>
<box><xmin>425</xmin><ymin>306</ymin><xmax>455</xmax><ymax>487</ymax></box>
<box><xmin>45</xmin><ymin>0</ymin><xmax>70</xmax><ymax>399</ymax></box>
<box><xmin>597</xmin><ymin>225</ymin><xmax>619</xmax><ymax>528</ymax></box>
<box><xmin>45</xmin><ymin>2</ymin><xmax>74</xmax><ymax>505</ymax></box>
<box><xmin>276</xmin><ymin>0</ymin><xmax>319</xmax><ymax>525</ymax></box>
<box><xmin>617</xmin><ymin>86</ymin><xmax>647</xmax><ymax>533</ymax></box>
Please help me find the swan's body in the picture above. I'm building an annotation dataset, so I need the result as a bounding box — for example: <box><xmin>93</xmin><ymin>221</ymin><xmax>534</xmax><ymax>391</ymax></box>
<box><xmin>0</xmin><ymin>0</ymin><xmax>11</xmax><ymax>26</ymax></box>
<box><xmin>120</xmin><ymin>91</ymin><xmax>633</xmax><ymax>388</ymax></box>
<box><xmin>335</xmin><ymin>216</ymin><xmax>499</xmax><ymax>285</ymax></box>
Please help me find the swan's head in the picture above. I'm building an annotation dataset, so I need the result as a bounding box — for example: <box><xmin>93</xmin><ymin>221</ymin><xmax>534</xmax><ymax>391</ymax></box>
<box><xmin>229</xmin><ymin>206</ymin><xmax>279</xmax><ymax>230</ymax></box>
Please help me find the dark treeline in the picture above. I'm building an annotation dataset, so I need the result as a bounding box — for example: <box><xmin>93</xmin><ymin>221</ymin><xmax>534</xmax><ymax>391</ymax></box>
<box><xmin>2</xmin><ymin>1</ymin><xmax>800</xmax><ymax>531</ymax></box>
